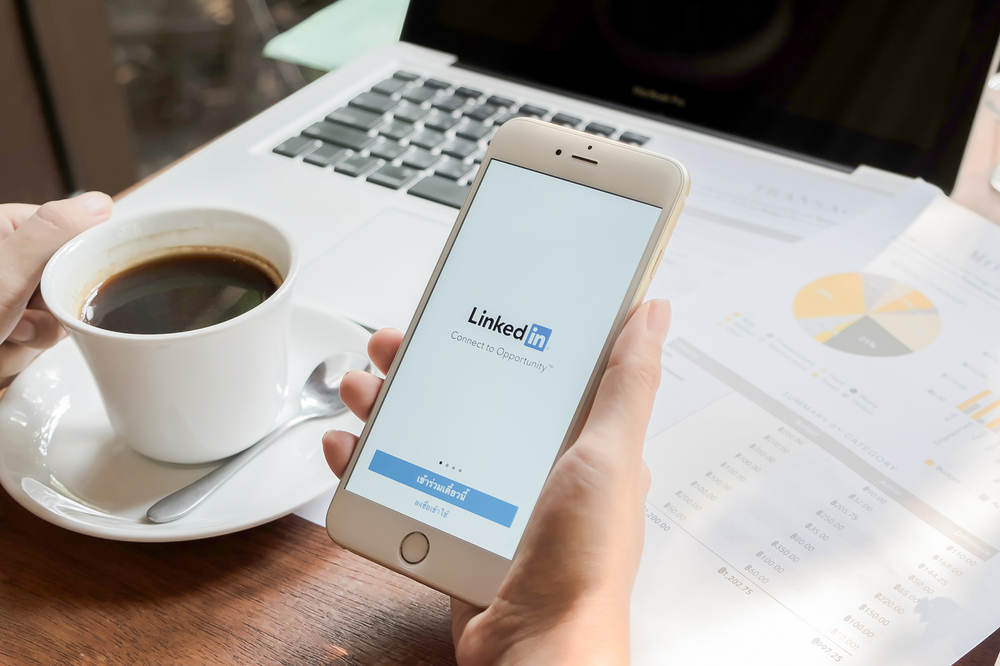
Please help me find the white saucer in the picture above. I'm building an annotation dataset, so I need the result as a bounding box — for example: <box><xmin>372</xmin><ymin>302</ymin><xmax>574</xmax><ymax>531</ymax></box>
<box><xmin>0</xmin><ymin>303</ymin><xmax>369</xmax><ymax>542</ymax></box>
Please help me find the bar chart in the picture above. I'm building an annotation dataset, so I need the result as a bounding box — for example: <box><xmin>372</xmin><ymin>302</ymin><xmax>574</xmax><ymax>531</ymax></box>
<box><xmin>957</xmin><ymin>390</ymin><xmax>1000</xmax><ymax>433</ymax></box>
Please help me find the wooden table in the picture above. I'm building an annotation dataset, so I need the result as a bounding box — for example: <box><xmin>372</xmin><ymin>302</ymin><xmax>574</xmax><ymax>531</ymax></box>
<box><xmin>3</xmin><ymin>107</ymin><xmax>1000</xmax><ymax>666</ymax></box>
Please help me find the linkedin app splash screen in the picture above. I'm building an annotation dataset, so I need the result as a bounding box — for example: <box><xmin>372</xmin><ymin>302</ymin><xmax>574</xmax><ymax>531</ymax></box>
<box><xmin>346</xmin><ymin>160</ymin><xmax>661</xmax><ymax>558</ymax></box>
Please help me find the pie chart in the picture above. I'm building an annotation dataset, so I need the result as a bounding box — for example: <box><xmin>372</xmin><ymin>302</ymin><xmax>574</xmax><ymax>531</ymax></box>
<box><xmin>793</xmin><ymin>273</ymin><xmax>940</xmax><ymax>356</ymax></box>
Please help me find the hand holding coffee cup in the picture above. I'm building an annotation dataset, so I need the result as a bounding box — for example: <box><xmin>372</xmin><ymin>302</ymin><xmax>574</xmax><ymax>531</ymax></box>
<box><xmin>41</xmin><ymin>208</ymin><xmax>299</xmax><ymax>464</ymax></box>
<box><xmin>0</xmin><ymin>193</ymin><xmax>113</xmax><ymax>389</ymax></box>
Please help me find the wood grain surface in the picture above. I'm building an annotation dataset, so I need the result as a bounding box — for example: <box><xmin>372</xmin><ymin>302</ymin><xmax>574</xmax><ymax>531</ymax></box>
<box><xmin>3</xmin><ymin>479</ymin><xmax>1000</xmax><ymax>666</ymax></box>
<box><xmin>0</xmin><ymin>487</ymin><xmax>456</xmax><ymax>665</ymax></box>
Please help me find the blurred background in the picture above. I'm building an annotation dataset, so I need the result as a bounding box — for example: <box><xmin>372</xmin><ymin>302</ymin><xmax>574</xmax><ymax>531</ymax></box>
<box><xmin>3</xmin><ymin>0</ymin><xmax>997</xmax><ymax>207</ymax></box>
<box><xmin>1</xmin><ymin>0</ymin><xmax>334</xmax><ymax>204</ymax></box>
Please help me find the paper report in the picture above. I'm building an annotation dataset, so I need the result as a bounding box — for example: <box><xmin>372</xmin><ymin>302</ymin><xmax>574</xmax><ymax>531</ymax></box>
<box><xmin>645</xmin><ymin>133</ymin><xmax>893</xmax><ymax>300</ymax></box>
<box><xmin>633</xmin><ymin>183</ymin><xmax>1000</xmax><ymax>665</ymax></box>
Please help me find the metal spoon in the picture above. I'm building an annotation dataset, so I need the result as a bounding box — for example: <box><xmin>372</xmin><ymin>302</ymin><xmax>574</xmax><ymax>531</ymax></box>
<box><xmin>146</xmin><ymin>351</ymin><xmax>370</xmax><ymax>524</ymax></box>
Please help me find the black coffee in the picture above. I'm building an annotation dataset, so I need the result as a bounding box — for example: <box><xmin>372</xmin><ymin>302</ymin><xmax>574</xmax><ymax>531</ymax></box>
<box><xmin>82</xmin><ymin>250</ymin><xmax>280</xmax><ymax>334</ymax></box>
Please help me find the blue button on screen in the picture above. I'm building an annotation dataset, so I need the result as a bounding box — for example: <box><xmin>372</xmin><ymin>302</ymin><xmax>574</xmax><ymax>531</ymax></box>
<box><xmin>368</xmin><ymin>450</ymin><xmax>519</xmax><ymax>527</ymax></box>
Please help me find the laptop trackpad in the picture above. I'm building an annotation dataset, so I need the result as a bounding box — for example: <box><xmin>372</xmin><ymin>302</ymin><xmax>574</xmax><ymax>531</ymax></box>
<box><xmin>296</xmin><ymin>209</ymin><xmax>451</xmax><ymax>331</ymax></box>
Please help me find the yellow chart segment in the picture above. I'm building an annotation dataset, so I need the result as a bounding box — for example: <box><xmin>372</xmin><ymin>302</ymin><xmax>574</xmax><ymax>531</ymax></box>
<box><xmin>793</xmin><ymin>273</ymin><xmax>940</xmax><ymax>356</ymax></box>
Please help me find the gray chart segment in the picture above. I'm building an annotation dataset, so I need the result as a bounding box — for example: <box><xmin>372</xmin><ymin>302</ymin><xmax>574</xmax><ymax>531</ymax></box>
<box><xmin>671</xmin><ymin>338</ymin><xmax>998</xmax><ymax>561</ymax></box>
<box><xmin>823</xmin><ymin>315</ymin><xmax>912</xmax><ymax>356</ymax></box>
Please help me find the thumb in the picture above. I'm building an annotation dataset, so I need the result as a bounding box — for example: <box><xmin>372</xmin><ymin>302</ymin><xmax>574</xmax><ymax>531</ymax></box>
<box><xmin>0</xmin><ymin>193</ymin><xmax>112</xmax><ymax>331</ymax></box>
<box><xmin>575</xmin><ymin>300</ymin><xmax>671</xmax><ymax>464</ymax></box>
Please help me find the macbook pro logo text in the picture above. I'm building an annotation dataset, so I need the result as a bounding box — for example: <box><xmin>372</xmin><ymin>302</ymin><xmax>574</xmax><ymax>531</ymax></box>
<box><xmin>467</xmin><ymin>307</ymin><xmax>551</xmax><ymax>351</ymax></box>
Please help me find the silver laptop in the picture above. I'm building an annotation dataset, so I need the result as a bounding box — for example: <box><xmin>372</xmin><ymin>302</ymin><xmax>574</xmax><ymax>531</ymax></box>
<box><xmin>113</xmin><ymin>1</ymin><xmax>1000</xmax><ymax>331</ymax></box>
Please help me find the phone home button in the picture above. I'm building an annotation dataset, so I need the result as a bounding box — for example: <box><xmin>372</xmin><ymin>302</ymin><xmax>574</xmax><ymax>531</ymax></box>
<box><xmin>400</xmin><ymin>531</ymin><xmax>430</xmax><ymax>564</ymax></box>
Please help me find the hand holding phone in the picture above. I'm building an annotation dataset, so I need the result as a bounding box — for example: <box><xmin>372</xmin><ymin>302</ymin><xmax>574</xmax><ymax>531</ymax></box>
<box><xmin>326</xmin><ymin>118</ymin><xmax>687</xmax><ymax>608</ymax></box>
<box><xmin>324</xmin><ymin>299</ymin><xmax>671</xmax><ymax>665</ymax></box>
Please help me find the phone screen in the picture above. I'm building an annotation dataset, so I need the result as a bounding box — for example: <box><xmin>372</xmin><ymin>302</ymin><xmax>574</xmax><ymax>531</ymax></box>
<box><xmin>345</xmin><ymin>159</ymin><xmax>662</xmax><ymax>558</ymax></box>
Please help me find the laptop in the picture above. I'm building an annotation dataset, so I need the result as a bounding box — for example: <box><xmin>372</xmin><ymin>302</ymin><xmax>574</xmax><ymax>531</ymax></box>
<box><xmin>113</xmin><ymin>1</ymin><xmax>1000</xmax><ymax>331</ymax></box>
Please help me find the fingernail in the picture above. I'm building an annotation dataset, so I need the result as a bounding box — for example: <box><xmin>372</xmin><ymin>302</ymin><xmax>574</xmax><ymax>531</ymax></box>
<box><xmin>646</xmin><ymin>300</ymin><xmax>671</xmax><ymax>345</ymax></box>
<box><xmin>74</xmin><ymin>191</ymin><xmax>112</xmax><ymax>217</ymax></box>
<box><xmin>8</xmin><ymin>318</ymin><xmax>36</xmax><ymax>343</ymax></box>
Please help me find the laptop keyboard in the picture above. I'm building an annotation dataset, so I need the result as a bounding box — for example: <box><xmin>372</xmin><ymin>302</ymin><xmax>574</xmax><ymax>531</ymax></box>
<box><xmin>271</xmin><ymin>70</ymin><xmax>651</xmax><ymax>209</ymax></box>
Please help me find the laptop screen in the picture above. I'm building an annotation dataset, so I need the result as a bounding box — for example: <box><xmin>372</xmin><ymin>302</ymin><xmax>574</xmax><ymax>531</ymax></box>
<box><xmin>403</xmin><ymin>0</ymin><xmax>1000</xmax><ymax>192</ymax></box>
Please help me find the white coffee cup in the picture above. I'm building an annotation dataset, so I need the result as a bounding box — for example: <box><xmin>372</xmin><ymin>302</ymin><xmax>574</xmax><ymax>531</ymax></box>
<box><xmin>41</xmin><ymin>208</ymin><xmax>299</xmax><ymax>464</ymax></box>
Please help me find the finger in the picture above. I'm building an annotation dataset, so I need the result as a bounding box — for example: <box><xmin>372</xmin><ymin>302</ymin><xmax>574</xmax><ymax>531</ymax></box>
<box><xmin>0</xmin><ymin>203</ymin><xmax>39</xmax><ymax>240</ymax></box>
<box><xmin>0</xmin><ymin>193</ymin><xmax>112</xmax><ymax>325</ymax></box>
<box><xmin>322</xmin><ymin>430</ymin><xmax>359</xmax><ymax>477</ymax></box>
<box><xmin>340</xmin><ymin>370</ymin><xmax>383</xmax><ymax>421</ymax></box>
<box><xmin>576</xmin><ymin>300</ymin><xmax>670</xmax><ymax>464</ymax></box>
<box><xmin>367</xmin><ymin>328</ymin><xmax>403</xmax><ymax>375</ymax></box>
<box><xmin>7</xmin><ymin>309</ymin><xmax>65</xmax><ymax>349</ymax></box>
<box><xmin>449</xmin><ymin>597</ymin><xmax>483</xmax><ymax>646</ymax></box>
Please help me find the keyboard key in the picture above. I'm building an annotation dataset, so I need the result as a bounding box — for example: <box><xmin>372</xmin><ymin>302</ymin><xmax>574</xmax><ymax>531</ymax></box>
<box><xmin>370</xmin><ymin>139</ymin><xmax>408</xmax><ymax>160</ymax></box>
<box><xmin>394</xmin><ymin>103</ymin><xmax>428</xmax><ymax>123</ymax></box>
<box><xmin>272</xmin><ymin>136</ymin><xmax>319</xmax><ymax>157</ymax></box>
<box><xmin>424</xmin><ymin>111</ymin><xmax>460</xmax><ymax>132</ymax></box>
<box><xmin>519</xmin><ymin>103</ymin><xmax>547</xmax><ymax>117</ymax></box>
<box><xmin>408</xmin><ymin>175</ymin><xmax>470</xmax><ymax>208</ymax></box>
<box><xmin>465</xmin><ymin>104</ymin><xmax>498</xmax><ymax>121</ymax></box>
<box><xmin>349</xmin><ymin>92</ymin><xmax>397</xmax><ymax>114</ymax></box>
<box><xmin>326</xmin><ymin>106</ymin><xmax>383</xmax><ymax>131</ymax></box>
<box><xmin>619</xmin><ymin>131</ymin><xmax>650</xmax><ymax>146</ymax></box>
<box><xmin>493</xmin><ymin>112</ymin><xmax>529</xmax><ymax>126</ymax></box>
<box><xmin>380</xmin><ymin>119</ymin><xmax>414</xmax><ymax>141</ymax></box>
<box><xmin>335</xmin><ymin>154</ymin><xmax>381</xmax><ymax>177</ymax></box>
<box><xmin>303</xmin><ymin>143</ymin><xmax>348</xmax><ymax>166</ymax></box>
<box><xmin>585</xmin><ymin>121</ymin><xmax>616</xmax><ymax>136</ymax></box>
<box><xmin>393</xmin><ymin>70</ymin><xmax>419</xmax><ymax>81</ymax></box>
<box><xmin>454</xmin><ymin>86</ymin><xmax>482</xmax><ymax>99</ymax></box>
<box><xmin>403</xmin><ymin>86</ymin><xmax>437</xmax><ymax>103</ymax></box>
<box><xmin>368</xmin><ymin>164</ymin><xmax>419</xmax><ymax>189</ymax></box>
<box><xmin>402</xmin><ymin>148</ymin><xmax>440</xmax><ymax>170</ymax></box>
<box><xmin>435</xmin><ymin>158</ymin><xmax>472</xmax><ymax>180</ymax></box>
<box><xmin>432</xmin><ymin>95</ymin><xmax>466</xmax><ymax>112</ymax></box>
<box><xmin>493</xmin><ymin>111</ymin><xmax>535</xmax><ymax>127</ymax></box>
<box><xmin>410</xmin><ymin>129</ymin><xmax>446</xmax><ymax>149</ymax></box>
<box><xmin>424</xmin><ymin>78</ymin><xmax>451</xmax><ymax>90</ymax></box>
<box><xmin>302</xmin><ymin>121</ymin><xmax>376</xmax><ymax>151</ymax></box>
<box><xmin>456</xmin><ymin>121</ymin><xmax>491</xmax><ymax>140</ymax></box>
<box><xmin>442</xmin><ymin>137</ymin><xmax>478</xmax><ymax>159</ymax></box>
<box><xmin>486</xmin><ymin>95</ymin><xmax>515</xmax><ymax>108</ymax></box>
<box><xmin>551</xmin><ymin>112</ymin><xmax>582</xmax><ymax>127</ymax></box>
<box><xmin>372</xmin><ymin>77</ymin><xmax>407</xmax><ymax>95</ymax></box>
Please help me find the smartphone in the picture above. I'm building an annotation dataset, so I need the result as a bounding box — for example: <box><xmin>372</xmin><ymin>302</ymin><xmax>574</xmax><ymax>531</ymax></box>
<box><xmin>326</xmin><ymin>117</ymin><xmax>689</xmax><ymax>606</ymax></box>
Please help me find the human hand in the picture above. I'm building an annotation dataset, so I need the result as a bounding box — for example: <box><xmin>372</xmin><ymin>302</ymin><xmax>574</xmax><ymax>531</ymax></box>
<box><xmin>0</xmin><ymin>193</ymin><xmax>113</xmax><ymax>388</ymax></box>
<box><xmin>323</xmin><ymin>299</ymin><xmax>671</xmax><ymax>666</ymax></box>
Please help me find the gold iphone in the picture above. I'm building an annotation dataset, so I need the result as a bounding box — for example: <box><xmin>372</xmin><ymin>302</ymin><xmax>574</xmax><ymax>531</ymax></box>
<box><xmin>326</xmin><ymin>117</ymin><xmax>689</xmax><ymax>606</ymax></box>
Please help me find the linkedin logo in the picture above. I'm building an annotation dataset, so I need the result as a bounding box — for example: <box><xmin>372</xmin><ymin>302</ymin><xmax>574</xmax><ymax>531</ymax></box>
<box><xmin>467</xmin><ymin>306</ymin><xmax>552</xmax><ymax>352</ymax></box>
<box><xmin>524</xmin><ymin>325</ymin><xmax>551</xmax><ymax>351</ymax></box>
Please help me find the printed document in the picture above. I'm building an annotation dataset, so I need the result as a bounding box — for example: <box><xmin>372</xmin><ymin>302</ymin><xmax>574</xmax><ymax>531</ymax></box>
<box><xmin>645</xmin><ymin>134</ymin><xmax>894</xmax><ymax>299</ymax></box>
<box><xmin>634</xmin><ymin>183</ymin><xmax>1000</xmax><ymax>665</ymax></box>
